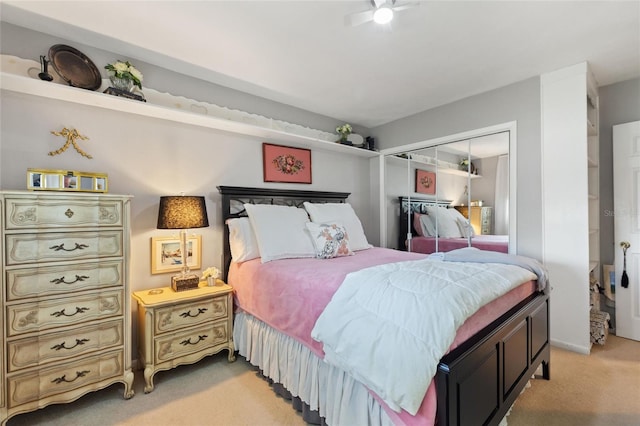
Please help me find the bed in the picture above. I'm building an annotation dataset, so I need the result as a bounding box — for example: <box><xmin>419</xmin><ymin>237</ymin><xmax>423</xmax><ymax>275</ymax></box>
<box><xmin>398</xmin><ymin>197</ymin><xmax>509</xmax><ymax>254</ymax></box>
<box><xmin>219</xmin><ymin>186</ymin><xmax>550</xmax><ymax>426</ymax></box>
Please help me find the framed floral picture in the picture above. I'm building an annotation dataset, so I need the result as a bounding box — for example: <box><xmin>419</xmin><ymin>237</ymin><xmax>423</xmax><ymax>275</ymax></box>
<box><xmin>151</xmin><ymin>235</ymin><xmax>202</xmax><ymax>274</ymax></box>
<box><xmin>415</xmin><ymin>169</ymin><xmax>436</xmax><ymax>195</ymax></box>
<box><xmin>263</xmin><ymin>143</ymin><xmax>312</xmax><ymax>184</ymax></box>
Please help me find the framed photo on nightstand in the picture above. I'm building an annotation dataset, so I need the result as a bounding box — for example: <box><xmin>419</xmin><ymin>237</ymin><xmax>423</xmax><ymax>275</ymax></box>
<box><xmin>151</xmin><ymin>235</ymin><xmax>202</xmax><ymax>274</ymax></box>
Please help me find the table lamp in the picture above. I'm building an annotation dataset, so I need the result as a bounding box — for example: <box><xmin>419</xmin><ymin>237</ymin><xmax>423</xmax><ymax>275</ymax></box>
<box><xmin>157</xmin><ymin>195</ymin><xmax>209</xmax><ymax>291</ymax></box>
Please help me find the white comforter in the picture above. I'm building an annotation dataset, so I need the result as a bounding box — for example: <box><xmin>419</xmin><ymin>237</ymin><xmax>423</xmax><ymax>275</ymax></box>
<box><xmin>310</xmin><ymin>257</ymin><xmax>537</xmax><ymax>415</ymax></box>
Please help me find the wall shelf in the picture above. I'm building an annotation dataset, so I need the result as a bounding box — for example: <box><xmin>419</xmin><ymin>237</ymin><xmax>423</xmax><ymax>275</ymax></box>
<box><xmin>0</xmin><ymin>67</ymin><xmax>379</xmax><ymax>159</ymax></box>
<box><xmin>386</xmin><ymin>155</ymin><xmax>482</xmax><ymax>178</ymax></box>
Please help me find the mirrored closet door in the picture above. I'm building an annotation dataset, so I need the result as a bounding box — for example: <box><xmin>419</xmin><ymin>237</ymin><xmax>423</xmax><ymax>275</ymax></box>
<box><xmin>382</xmin><ymin>130</ymin><xmax>512</xmax><ymax>255</ymax></box>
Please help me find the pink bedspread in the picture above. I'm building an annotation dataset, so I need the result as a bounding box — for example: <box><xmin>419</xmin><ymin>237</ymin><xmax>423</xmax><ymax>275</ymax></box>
<box><xmin>410</xmin><ymin>234</ymin><xmax>508</xmax><ymax>254</ymax></box>
<box><xmin>228</xmin><ymin>247</ymin><xmax>535</xmax><ymax>425</ymax></box>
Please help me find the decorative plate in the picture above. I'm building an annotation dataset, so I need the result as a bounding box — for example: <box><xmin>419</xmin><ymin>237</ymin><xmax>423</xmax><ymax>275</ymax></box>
<box><xmin>48</xmin><ymin>44</ymin><xmax>102</xmax><ymax>90</ymax></box>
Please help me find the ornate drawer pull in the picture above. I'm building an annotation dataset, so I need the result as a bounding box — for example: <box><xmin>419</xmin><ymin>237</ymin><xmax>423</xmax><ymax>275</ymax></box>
<box><xmin>179</xmin><ymin>308</ymin><xmax>207</xmax><ymax>318</ymax></box>
<box><xmin>52</xmin><ymin>370</ymin><xmax>90</xmax><ymax>384</ymax></box>
<box><xmin>180</xmin><ymin>335</ymin><xmax>207</xmax><ymax>346</ymax></box>
<box><xmin>65</xmin><ymin>208</ymin><xmax>74</xmax><ymax>218</ymax></box>
<box><xmin>49</xmin><ymin>243</ymin><xmax>89</xmax><ymax>252</ymax></box>
<box><xmin>51</xmin><ymin>307</ymin><xmax>90</xmax><ymax>317</ymax></box>
<box><xmin>51</xmin><ymin>338</ymin><xmax>90</xmax><ymax>351</ymax></box>
<box><xmin>50</xmin><ymin>275</ymin><xmax>90</xmax><ymax>285</ymax></box>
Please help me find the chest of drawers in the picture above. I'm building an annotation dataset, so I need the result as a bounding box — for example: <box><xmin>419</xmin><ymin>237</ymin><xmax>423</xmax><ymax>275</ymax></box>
<box><xmin>1</xmin><ymin>191</ymin><xmax>134</xmax><ymax>424</ymax></box>
<box><xmin>133</xmin><ymin>282</ymin><xmax>235</xmax><ymax>393</ymax></box>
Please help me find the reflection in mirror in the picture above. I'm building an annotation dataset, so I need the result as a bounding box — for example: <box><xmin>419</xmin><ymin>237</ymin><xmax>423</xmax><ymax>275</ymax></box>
<box><xmin>385</xmin><ymin>131</ymin><xmax>510</xmax><ymax>255</ymax></box>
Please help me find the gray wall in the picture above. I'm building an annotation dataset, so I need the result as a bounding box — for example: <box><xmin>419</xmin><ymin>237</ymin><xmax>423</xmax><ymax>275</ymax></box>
<box><xmin>371</xmin><ymin>78</ymin><xmax>542</xmax><ymax>259</ymax></box>
<box><xmin>599</xmin><ymin>77</ymin><xmax>640</xmax><ymax>267</ymax></box>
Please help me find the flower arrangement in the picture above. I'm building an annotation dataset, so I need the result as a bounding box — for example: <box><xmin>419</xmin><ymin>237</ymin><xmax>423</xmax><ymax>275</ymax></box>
<box><xmin>105</xmin><ymin>60</ymin><xmax>143</xmax><ymax>89</ymax></box>
<box><xmin>336</xmin><ymin>123</ymin><xmax>352</xmax><ymax>142</ymax></box>
<box><xmin>459</xmin><ymin>158</ymin><xmax>477</xmax><ymax>174</ymax></box>
<box><xmin>202</xmin><ymin>266</ymin><xmax>220</xmax><ymax>280</ymax></box>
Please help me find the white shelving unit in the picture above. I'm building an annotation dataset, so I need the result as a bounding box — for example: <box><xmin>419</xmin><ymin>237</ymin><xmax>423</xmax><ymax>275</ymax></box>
<box><xmin>541</xmin><ymin>62</ymin><xmax>599</xmax><ymax>354</ymax></box>
<box><xmin>0</xmin><ymin>67</ymin><xmax>379</xmax><ymax>159</ymax></box>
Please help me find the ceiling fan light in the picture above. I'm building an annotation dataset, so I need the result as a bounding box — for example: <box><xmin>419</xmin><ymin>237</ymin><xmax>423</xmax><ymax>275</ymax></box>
<box><xmin>373</xmin><ymin>6</ymin><xmax>393</xmax><ymax>24</ymax></box>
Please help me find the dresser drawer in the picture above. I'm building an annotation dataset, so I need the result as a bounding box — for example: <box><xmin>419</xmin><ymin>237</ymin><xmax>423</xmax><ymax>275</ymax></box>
<box><xmin>155</xmin><ymin>296</ymin><xmax>228</xmax><ymax>334</ymax></box>
<box><xmin>5</xmin><ymin>230</ymin><xmax>123</xmax><ymax>265</ymax></box>
<box><xmin>7</xmin><ymin>290</ymin><xmax>123</xmax><ymax>337</ymax></box>
<box><xmin>155</xmin><ymin>320</ymin><xmax>230</xmax><ymax>364</ymax></box>
<box><xmin>4</xmin><ymin>197</ymin><xmax>123</xmax><ymax>230</ymax></box>
<box><xmin>8</xmin><ymin>320</ymin><xmax>124</xmax><ymax>372</ymax></box>
<box><xmin>6</xmin><ymin>260</ymin><xmax>124</xmax><ymax>301</ymax></box>
<box><xmin>7</xmin><ymin>350</ymin><xmax>124</xmax><ymax>408</ymax></box>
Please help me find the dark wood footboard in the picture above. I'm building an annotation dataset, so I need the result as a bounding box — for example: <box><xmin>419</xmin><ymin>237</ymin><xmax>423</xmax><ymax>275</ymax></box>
<box><xmin>436</xmin><ymin>291</ymin><xmax>550</xmax><ymax>426</ymax></box>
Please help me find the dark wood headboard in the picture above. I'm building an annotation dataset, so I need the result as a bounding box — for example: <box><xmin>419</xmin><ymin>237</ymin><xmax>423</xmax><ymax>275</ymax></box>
<box><xmin>217</xmin><ymin>186</ymin><xmax>350</xmax><ymax>280</ymax></box>
<box><xmin>398</xmin><ymin>196</ymin><xmax>452</xmax><ymax>251</ymax></box>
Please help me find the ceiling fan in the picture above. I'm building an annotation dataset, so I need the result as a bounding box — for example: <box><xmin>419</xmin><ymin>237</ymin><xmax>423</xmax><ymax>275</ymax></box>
<box><xmin>345</xmin><ymin>0</ymin><xmax>420</xmax><ymax>27</ymax></box>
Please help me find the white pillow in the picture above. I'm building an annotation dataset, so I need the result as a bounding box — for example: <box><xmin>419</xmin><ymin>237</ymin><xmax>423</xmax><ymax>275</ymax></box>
<box><xmin>244</xmin><ymin>204</ymin><xmax>316</xmax><ymax>263</ymax></box>
<box><xmin>425</xmin><ymin>206</ymin><xmax>462</xmax><ymax>238</ymax></box>
<box><xmin>303</xmin><ymin>202</ymin><xmax>372</xmax><ymax>251</ymax></box>
<box><xmin>226</xmin><ymin>217</ymin><xmax>260</xmax><ymax>262</ymax></box>
<box><xmin>419</xmin><ymin>214</ymin><xmax>437</xmax><ymax>237</ymax></box>
<box><xmin>305</xmin><ymin>222</ymin><xmax>354</xmax><ymax>259</ymax></box>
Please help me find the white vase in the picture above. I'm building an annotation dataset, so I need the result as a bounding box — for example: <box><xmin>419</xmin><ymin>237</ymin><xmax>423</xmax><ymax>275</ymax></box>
<box><xmin>207</xmin><ymin>276</ymin><xmax>215</xmax><ymax>287</ymax></box>
<box><xmin>110</xmin><ymin>75</ymin><xmax>134</xmax><ymax>92</ymax></box>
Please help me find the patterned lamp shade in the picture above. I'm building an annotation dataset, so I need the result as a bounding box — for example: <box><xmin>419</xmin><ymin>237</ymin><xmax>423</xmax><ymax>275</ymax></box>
<box><xmin>157</xmin><ymin>196</ymin><xmax>209</xmax><ymax>229</ymax></box>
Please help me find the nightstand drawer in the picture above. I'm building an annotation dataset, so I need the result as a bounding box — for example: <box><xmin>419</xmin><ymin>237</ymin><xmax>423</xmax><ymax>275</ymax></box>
<box><xmin>155</xmin><ymin>297</ymin><xmax>228</xmax><ymax>334</ymax></box>
<box><xmin>4</xmin><ymin>197</ymin><xmax>124</xmax><ymax>230</ymax></box>
<box><xmin>7</xmin><ymin>320</ymin><xmax>124</xmax><ymax>372</ymax></box>
<box><xmin>5</xmin><ymin>231</ymin><xmax>124</xmax><ymax>266</ymax></box>
<box><xmin>7</xmin><ymin>290</ymin><xmax>123</xmax><ymax>337</ymax></box>
<box><xmin>7</xmin><ymin>350</ymin><xmax>124</xmax><ymax>408</ymax></box>
<box><xmin>154</xmin><ymin>320</ymin><xmax>230</xmax><ymax>364</ymax></box>
<box><xmin>6</xmin><ymin>260</ymin><xmax>124</xmax><ymax>301</ymax></box>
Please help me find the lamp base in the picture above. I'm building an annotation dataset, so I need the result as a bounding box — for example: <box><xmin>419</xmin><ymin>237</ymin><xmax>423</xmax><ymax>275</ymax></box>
<box><xmin>171</xmin><ymin>274</ymin><xmax>200</xmax><ymax>292</ymax></box>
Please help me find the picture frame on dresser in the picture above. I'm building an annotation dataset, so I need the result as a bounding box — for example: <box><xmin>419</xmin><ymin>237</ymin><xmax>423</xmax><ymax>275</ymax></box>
<box><xmin>151</xmin><ymin>235</ymin><xmax>202</xmax><ymax>274</ymax></box>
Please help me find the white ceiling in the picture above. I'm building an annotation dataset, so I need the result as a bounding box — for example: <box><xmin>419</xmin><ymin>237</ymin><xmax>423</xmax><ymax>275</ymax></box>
<box><xmin>2</xmin><ymin>1</ymin><xmax>639</xmax><ymax>128</ymax></box>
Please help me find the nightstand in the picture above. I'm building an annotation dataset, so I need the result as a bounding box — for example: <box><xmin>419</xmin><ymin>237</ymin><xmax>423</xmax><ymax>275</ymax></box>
<box><xmin>132</xmin><ymin>281</ymin><xmax>235</xmax><ymax>393</ymax></box>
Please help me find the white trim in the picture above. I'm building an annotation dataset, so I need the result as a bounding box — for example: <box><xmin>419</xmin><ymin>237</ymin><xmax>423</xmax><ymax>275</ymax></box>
<box><xmin>379</xmin><ymin>121</ymin><xmax>518</xmax><ymax>253</ymax></box>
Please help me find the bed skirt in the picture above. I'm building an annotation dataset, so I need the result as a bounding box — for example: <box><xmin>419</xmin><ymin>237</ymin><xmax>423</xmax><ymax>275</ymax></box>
<box><xmin>234</xmin><ymin>311</ymin><xmax>393</xmax><ymax>426</ymax></box>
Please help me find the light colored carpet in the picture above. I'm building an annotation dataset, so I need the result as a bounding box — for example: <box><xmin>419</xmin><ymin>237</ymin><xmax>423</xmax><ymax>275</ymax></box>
<box><xmin>507</xmin><ymin>334</ymin><xmax>640</xmax><ymax>426</ymax></box>
<box><xmin>7</xmin><ymin>335</ymin><xmax>640</xmax><ymax>426</ymax></box>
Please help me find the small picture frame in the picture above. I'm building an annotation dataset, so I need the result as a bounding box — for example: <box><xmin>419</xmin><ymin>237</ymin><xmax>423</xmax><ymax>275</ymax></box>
<box><xmin>263</xmin><ymin>143</ymin><xmax>312</xmax><ymax>184</ymax></box>
<box><xmin>415</xmin><ymin>169</ymin><xmax>436</xmax><ymax>195</ymax></box>
<box><xmin>151</xmin><ymin>235</ymin><xmax>202</xmax><ymax>274</ymax></box>
<box><xmin>27</xmin><ymin>168</ymin><xmax>108</xmax><ymax>193</ymax></box>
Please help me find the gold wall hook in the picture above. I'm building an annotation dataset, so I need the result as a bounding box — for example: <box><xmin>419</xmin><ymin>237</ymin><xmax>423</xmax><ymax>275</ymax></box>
<box><xmin>49</xmin><ymin>127</ymin><xmax>92</xmax><ymax>159</ymax></box>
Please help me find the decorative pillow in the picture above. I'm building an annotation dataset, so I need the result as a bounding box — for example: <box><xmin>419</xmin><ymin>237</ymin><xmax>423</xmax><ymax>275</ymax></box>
<box><xmin>448</xmin><ymin>208</ymin><xmax>476</xmax><ymax>238</ymax></box>
<box><xmin>305</xmin><ymin>222</ymin><xmax>354</xmax><ymax>259</ymax></box>
<box><xmin>456</xmin><ymin>218</ymin><xmax>475</xmax><ymax>238</ymax></box>
<box><xmin>303</xmin><ymin>202</ymin><xmax>372</xmax><ymax>251</ymax></box>
<box><xmin>425</xmin><ymin>206</ymin><xmax>462</xmax><ymax>238</ymax></box>
<box><xmin>226</xmin><ymin>217</ymin><xmax>260</xmax><ymax>262</ymax></box>
<box><xmin>413</xmin><ymin>213</ymin><xmax>424</xmax><ymax>236</ymax></box>
<box><xmin>243</xmin><ymin>204</ymin><xmax>316</xmax><ymax>263</ymax></box>
<box><xmin>419</xmin><ymin>213</ymin><xmax>437</xmax><ymax>237</ymax></box>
